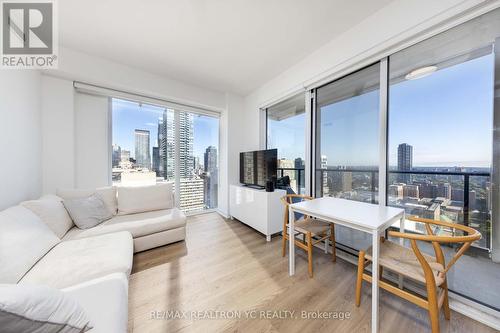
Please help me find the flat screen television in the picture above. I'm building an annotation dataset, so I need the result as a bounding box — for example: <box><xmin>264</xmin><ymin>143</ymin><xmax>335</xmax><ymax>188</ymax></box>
<box><xmin>239</xmin><ymin>149</ymin><xmax>277</xmax><ymax>188</ymax></box>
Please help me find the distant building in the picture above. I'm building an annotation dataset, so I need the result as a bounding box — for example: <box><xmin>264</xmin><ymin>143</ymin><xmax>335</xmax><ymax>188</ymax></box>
<box><xmin>178</xmin><ymin>112</ymin><xmax>194</xmax><ymax>178</ymax></box>
<box><xmin>152</xmin><ymin>147</ymin><xmax>160</xmax><ymax>176</ymax></box>
<box><xmin>397</xmin><ymin>143</ymin><xmax>413</xmax><ymax>183</ymax></box>
<box><xmin>134</xmin><ymin>129</ymin><xmax>151</xmax><ymax>169</ymax></box>
<box><xmin>112</xmin><ymin>144</ymin><xmax>121</xmax><ymax>167</ymax></box>
<box><xmin>158</xmin><ymin>111</ymin><xmax>175</xmax><ymax>180</ymax></box>
<box><xmin>451</xmin><ymin>188</ymin><xmax>475</xmax><ymax>209</ymax></box>
<box><xmin>389</xmin><ymin>184</ymin><xmax>404</xmax><ymax>199</ymax></box>
<box><xmin>437</xmin><ymin>183</ymin><xmax>451</xmax><ymax>200</ymax></box>
<box><xmin>179</xmin><ymin>178</ymin><xmax>205</xmax><ymax>213</ymax></box>
<box><xmin>331</xmin><ymin>171</ymin><xmax>352</xmax><ymax>194</ymax></box>
<box><xmin>120</xmin><ymin>150</ymin><xmax>130</xmax><ymax>162</ymax></box>
<box><xmin>321</xmin><ymin>155</ymin><xmax>328</xmax><ymax>194</ymax></box>
<box><xmin>294</xmin><ymin>157</ymin><xmax>305</xmax><ymax>192</ymax></box>
<box><xmin>403</xmin><ymin>184</ymin><xmax>419</xmax><ymax>198</ymax></box>
<box><xmin>403</xmin><ymin>202</ymin><xmax>441</xmax><ymax>221</ymax></box>
<box><xmin>204</xmin><ymin>146</ymin><xmax>218</xmax><ymax>209</ymax></box>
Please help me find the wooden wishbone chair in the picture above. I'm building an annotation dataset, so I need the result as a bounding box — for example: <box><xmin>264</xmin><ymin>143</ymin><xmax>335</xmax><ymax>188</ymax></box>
<box><xmin>355</xmin><ymin>216</ymin><xmax>481</xmax><ymax>333</ymax></box>
<box><xmin>281</xmin><ymin>194</ymin><xmax>336</xmax><ymax>278</ymax></box>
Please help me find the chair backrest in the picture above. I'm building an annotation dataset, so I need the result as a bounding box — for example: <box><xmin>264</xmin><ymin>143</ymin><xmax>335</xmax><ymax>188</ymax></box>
<box><xmin>280</xmin><ymin>194</ymin><xmax>313</xmax><ymax>230</ymax></box>
<box><xmin>388</xmin><ymin>216</ymin><xmax>481</xmax><ymax>282</ymax></box>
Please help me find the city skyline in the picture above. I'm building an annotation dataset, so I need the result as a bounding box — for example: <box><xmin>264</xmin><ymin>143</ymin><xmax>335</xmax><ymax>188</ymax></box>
<box><xmin>112</xmin><ymin>99</ymin><xmax>219</xmax><ymax>167</ymax></box>
<box><xmin>112</xmin><ymin>98</ymin><xmax>219</xmax><ymax>212</ymax></box>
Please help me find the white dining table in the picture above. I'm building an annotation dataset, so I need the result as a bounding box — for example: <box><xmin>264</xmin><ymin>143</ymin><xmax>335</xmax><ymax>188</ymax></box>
<box><xmin>288</xmin><ymin>197</ymin><xmax>405</xmax><ymax>333</ymax></box>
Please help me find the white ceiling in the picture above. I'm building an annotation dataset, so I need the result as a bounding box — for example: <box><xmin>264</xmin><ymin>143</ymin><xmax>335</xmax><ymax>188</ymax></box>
<box><xmin>60</xmin><ymin>0</ymin><xmax>394</xmax><ymax>95</ymax></box>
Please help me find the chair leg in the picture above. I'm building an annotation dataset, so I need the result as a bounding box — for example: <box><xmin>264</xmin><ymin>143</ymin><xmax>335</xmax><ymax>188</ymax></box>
<box><xmin>355</xmin><ymin>250</ymin><xmax>365</xmax><ymax>307</ymax></box>
<box><xmin>307</xmin><ymin>232</ymin><xmax>313</xmax><ymax>278</ymax></box>
<box><xmin>330</xmin><ymin>224</ymin><xmax>336</xmax><ymax>262</ymax></box>
<box><xmin>426</xmin><ymin>283</ymin><xmax>440</xmax><ymax>333</ymax></box>
<box><xmin>282</xmin><ymin>231</ymin><xmax>287</xmax><ymax>257</ymax></box>
<box><xmin>379</xmin><ymin>266</ymin><xmax>383</xmax><ymax>280</ymax></box>
<box><xmin>442</xmin><ymin>280</ymin><xmax>451</xmax><ymax>320</ymax></box>
<box><xmin>324</xmin><ymin>234</ymin><xmax>328</xmax><ymax>254</ymax></box>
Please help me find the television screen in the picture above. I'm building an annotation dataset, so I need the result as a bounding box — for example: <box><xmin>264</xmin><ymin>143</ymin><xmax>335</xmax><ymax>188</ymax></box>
<box><xmin>239</xmin><ymin>149</ymin><xmax>277</xmax><ymax>187</ymax></box>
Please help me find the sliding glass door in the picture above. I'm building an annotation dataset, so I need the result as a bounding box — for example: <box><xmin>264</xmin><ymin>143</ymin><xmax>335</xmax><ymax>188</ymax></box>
<box><xmin>308</xmin><ymin>7</ymin><xmax>500</xmax><ymax>310</ymax></box>
<box><xmin>385</xmin><ymin>9</ymin><xmax>499</xmax><ymax>309</ymax></box>
<box><xmin>315</xmin><ymin>63</ymin><xmax>380</xmax><ymax>203</ymax></box>
<box><xmin>313</xmin><ymin>63</ymin><xmax>380</xmax><ymax>250</ymax></box>
<box><xmin>266</xmin><ymin>93</ymin><xmax>306</xmax><ymax>194</ymax></box>
<box><xmin>111</xmin><ymin>99</ymin><xmax>219</xmax><ymax>214</ymax></box>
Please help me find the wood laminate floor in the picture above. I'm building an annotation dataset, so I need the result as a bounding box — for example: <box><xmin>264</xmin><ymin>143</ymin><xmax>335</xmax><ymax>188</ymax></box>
<box><xmin>128</xmin><ymin>213</ymin><xmax>496</xmax><ymax>333</ymax></box>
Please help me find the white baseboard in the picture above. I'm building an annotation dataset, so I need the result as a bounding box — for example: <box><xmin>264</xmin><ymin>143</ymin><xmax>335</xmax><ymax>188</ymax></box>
<box><xmin>216</xmin><ymin>209</ymin><xmax>230</xmax><ymax>219</ymax></box>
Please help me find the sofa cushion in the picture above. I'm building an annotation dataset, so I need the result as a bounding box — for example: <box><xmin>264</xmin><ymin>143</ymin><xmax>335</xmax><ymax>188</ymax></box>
<box><xmin>21</xmin><ymin>195</ymin><xmax>74</xmax><ymax>238</ymax></box>
<box><xmin>57</xmin><ymin>186</ymin><xmax>118</xmax><ymax>216</ymax></box>
<box><xmin>63</xmin><ymin>194</ymin><xmax>112</xmax><ymax>229</ymax></box>
<box><xmin>63</xmin><ymin>208</ymin><xmax>186</xmax><ymax>240</ymax></box>
<box><xmin>63</xmin><ymin>273</ymin><xmax>128</xmax><ymax>333</ymax></box>
<box><xmin>20</xmin><ymin>231</ymin><xmax>133</xmax><ymax>289</ymax></box>
<box><xmin>0</xmin><ymin>283</ymin><xmax>93</xmax><ymax>333</ymax></box>
<box><xmin>117</xmin><ymin>183</ymin><xmax>173</xmax><ymax>215</ymax></box>
<box><xmin>0</xmin><ymin>206</ymin><xmax>60</xmax><ymax>284</ymax></box>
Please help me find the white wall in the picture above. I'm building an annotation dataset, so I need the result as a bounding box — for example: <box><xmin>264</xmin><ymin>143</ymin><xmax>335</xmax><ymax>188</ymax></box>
<box><xmin>242</xmin><ymin>0</ymin><xmax>497</xmax><ymax>151</ymax></box>
<box><xmin>46</xmin><ymin>47</ymin><xmax>227</xmax><ymax>112</ymax></box>
<box><xmin>218</xmin><ymin>93</ymin><xmax>245</xmax><ymax>216</ymax></box>
<box><xmin>0</xmin><ymin>71</ymin><xmax>42</xmax><ymax>209</ymax></box>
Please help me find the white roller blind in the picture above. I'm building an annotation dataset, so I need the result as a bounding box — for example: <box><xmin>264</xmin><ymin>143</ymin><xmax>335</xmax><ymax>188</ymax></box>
<box><xmin>73</xmin><ymin>81</ymin><xmax>221</xmax><ymax>118</ymax></box>
<box><xmin>74</xmin><ymin>91</ymin><xmax>111</xmax><ymax>188</ymax></box>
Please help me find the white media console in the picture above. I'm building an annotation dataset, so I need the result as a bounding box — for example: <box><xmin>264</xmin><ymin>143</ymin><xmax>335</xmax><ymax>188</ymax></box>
<box><xmin>229</xmin><ymin>184</ymin><xmax>286</xmax><ymax>241</ymax></box>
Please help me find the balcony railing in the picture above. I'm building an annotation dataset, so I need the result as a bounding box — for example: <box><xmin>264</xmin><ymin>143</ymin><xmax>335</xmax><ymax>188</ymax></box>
<box><xmin>314</xmin><ymin>168</ymin><xmax>491</xmax><ymax>250</ymax></box>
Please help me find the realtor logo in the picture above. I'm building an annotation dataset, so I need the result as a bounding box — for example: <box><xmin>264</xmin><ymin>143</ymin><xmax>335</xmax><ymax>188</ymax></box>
<box><xmin>1</xmin><ymin>0</ymin><xmax>57</xmax><ymax>68</ymax></box>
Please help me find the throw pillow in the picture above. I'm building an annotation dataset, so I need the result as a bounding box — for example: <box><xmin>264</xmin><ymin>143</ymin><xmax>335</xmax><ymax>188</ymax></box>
<box><xmin>63</xmin><ymin>194</ymin><xmax>112</xmax><ymax>229</ymax></box>
<box><xmin>21</xmin><ymin>196</ymin><xmax>74</xmax><ymax>239</ymax></box>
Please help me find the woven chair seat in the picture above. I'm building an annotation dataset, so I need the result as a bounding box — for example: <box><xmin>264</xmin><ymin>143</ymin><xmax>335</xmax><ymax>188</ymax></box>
<box><xmin>365</xmin><ymin>240</ymin><xmax>445</xmax><ymax>286</ymax></box>
<box><xmin>287</xmin><ymin>217</ymin><xmax>330</xmax><ymax>236</ymax></box>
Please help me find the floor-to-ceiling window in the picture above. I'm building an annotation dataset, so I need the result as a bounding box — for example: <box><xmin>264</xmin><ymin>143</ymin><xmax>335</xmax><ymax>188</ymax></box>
<box><xmin>307</xmin><ymin>8</ymin><xmax>500</xmax><ymax>310</ymax></box>
<box><xmin>112</xmin><ymin>98</ymin><xmax>219</xmax><ymax>214</ymax></box>
<box><xmin>313</xmin><ymin>63</ymin><xmax>380</xmax><ymax>251</ymax></box>
<box><xmin>315</xmin><ymin>63</ymin><xmax>380</xmax><ymax>203</ymax></box>
<box><xmin>266</xmin><ymin>93</ymin><xmax>306</xmax><ymax>194</ymax></box>
<box><xmin>386</xmin><ymin>9</ymin><xmax>500</xmax><ymax>309</ymax></box>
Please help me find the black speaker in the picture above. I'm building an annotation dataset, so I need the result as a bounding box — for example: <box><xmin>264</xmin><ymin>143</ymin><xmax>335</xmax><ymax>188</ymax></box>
<box><xmin>265</xmin><ymin>180</ymin><xmax>275</xmax><ymax>192</ymax></box>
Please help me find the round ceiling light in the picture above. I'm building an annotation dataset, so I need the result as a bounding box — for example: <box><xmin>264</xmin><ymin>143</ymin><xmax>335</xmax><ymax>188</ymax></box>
<box><xmin>405</xmin><ymin>65</ymin><xmax>438</xmax><ymax>80</ymax></box>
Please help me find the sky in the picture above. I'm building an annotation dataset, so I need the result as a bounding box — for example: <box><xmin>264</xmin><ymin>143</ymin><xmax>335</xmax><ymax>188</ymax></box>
<box><xmin>112</xmin><ymin>99</ymin><xmax>219</xmax><ymax>164</ymax></box>
<box><xmin>268</xmin><ymin>53</ymin><xmax>494</xmax><ymax>168</ymax></box>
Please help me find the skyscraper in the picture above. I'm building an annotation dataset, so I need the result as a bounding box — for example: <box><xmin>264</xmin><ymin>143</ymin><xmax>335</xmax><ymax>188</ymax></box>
<box><xmin>158</xmin><ymin>111</ymin><xmax>175</xmax><ymax>180</ymax></box>
<box><xmin>157</xmin><ymin>111</ymin><xmax>203</xmax><ymax>211</ymax></box>
<box><xmin>204</xmin><ymin>146</ymin><xmax>218</xmax><ymax>209</ymax></box>
<box><xmin>179</xmin><ymin>112</ymin><xmax>194</xmax><ymax>178</ymax></box>
<box><xmin>112</xmin><ymin>144</ymin><xmax>121</xmax><ymax>167</ymax></box>
<box><xmin>134</xmin><ymin>129</ymin><xmax>151</xmax><ymax>169</ymax></box>
<box><xmin>397</xmin><ymin>143</ymin><xmax>413</xmax><ymax>184</ymax></box>
<box><xmin>157</xmin><ymin>111</ymin><xmax>194</xmax><ymax>179</ymax></box>
<box><xmin>152</xmin><ymin>146</ymin><xmax>160</xmax><ymax>176</ymax></box>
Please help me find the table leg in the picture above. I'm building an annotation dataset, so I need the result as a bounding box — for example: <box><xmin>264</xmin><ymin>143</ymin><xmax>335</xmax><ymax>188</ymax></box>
<box><xmin>398</xmin><ymin>214</ymin><xmax>405</xmax><ymax>288</ymax></box>
<box><xmin>289</xmin><ymin>208</ymin><xmax>295</xmax><ymax>276</ymax></box>
<box><xmin>371</xmin><ymin>230</ymin><xmax>380</xmax><ymax>333</ymax></box>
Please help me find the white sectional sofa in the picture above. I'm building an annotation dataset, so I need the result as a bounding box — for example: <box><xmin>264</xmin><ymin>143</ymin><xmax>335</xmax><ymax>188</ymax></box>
<box><xmin>56</xmin><ymin>183</ymin><xmax>187</xmax><ymax>253</ymax></box>
<box><xmin>0</xmin><ymin>183</ymin><xmax>187</xmax><ymax>332</ymax></box>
